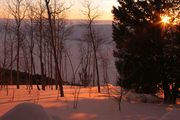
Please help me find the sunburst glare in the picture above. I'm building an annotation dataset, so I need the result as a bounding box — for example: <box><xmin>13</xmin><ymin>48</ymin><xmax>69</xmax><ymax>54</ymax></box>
<box><xmin>161</xmin><ymin>15</ymin><xmax>171</xmax><ymax>25</ymax></box>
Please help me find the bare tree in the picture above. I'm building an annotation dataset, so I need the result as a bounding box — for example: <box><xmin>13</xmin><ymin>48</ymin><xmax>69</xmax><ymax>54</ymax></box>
<box><xmin>78</xmin><ymin>41</ymin><xmax>92</xmax><ymax>87</ymax></box>
<box><xmin>100</xmin><ymin>51</ymin><xmax>109</xmax><ymax>85</ymax></box>
<box><xmin>8</xmin><ymin>0</ymin><xmax>28</xmax><ymax>89</ymax></box>
<box><xmin>26</xmin><ymin>5</ymin><xmax>40</xmax><ymax>90</ymax></box>
<box><xmin>1</xmin><ymin>18</ymin><xmax>9</xmax><ymax>94</ymax></box>
<box><xmin>0</xmin><ymin>18</ymin><xmax>18</xmax><ymax>94</ymax></box>
<box><xmin>44</xmin><ymin>0</ymin><xmax>65</xmax><ymax>97</ymax></box>
<box><xmin>80</xmin><ymin>0</ymin><xmax>101</xmax><ymax>92</ymax></box>
<box><xmin>31</xmin><ymin>0</ymin><xmax>46</xmax><ymax>90</ymax></box>
<box><xmin>21</xmin><ymin>35</ymin><xmax>31</xmax><ymax>92</ymax></box>
<box><xmin>8</xmin><ymin>23</ymin><xmax>15</xmax><ymax>86</ymax></box>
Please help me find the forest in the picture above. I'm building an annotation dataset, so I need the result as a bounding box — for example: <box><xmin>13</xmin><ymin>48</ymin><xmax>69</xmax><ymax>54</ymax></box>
<box><xmin>0</xmin><ymin>0</ymin><xmax>180</xmax><ymax>120</ymax></box>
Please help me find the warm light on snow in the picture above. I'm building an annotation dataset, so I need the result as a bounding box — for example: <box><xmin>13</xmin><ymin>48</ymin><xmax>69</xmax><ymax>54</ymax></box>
<box><xmin>0</xmin><ymin>85</ymin><xmax>179</xmax><ymax>120</ymax></box>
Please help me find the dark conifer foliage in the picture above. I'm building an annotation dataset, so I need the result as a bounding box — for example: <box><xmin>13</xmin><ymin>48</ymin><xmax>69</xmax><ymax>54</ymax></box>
<box><xmin>112</xmin><ymin>0</ymin><xmax>179</xmax><ymax>103</ymax></box>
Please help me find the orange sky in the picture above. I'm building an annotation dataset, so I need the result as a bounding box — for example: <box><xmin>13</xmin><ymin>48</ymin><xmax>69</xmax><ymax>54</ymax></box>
<box><xmin>0</xmin><ymin>0</ymin><xmax>118</xmax><ymax>20</ymax></box>
<box><xmin>68</xmin><ymin>0</ymin><xmax>118</xmax><ymax>20</ymax></box>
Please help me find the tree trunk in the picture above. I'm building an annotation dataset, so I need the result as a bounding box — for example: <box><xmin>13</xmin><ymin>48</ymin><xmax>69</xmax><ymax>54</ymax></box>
<box><xmin>89</xmin><ymin>24</ymin><xmax>101</xmax><ymax>93</ymax></box>
<box><xmin>16</xmin><ymin>25</ymin><xmax>20</xmax><ymax>89</ymax></box>
<box><xmin>45</xmin><ymin>0</ymin><xmax>64</xmax><ymax>97</ymax></box>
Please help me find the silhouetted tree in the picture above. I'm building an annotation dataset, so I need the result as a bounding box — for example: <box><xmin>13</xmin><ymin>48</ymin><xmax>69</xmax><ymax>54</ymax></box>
<box><xmin>162</xmin><ymin>24</ymin><xmax>180</xmax><ymax>104</ymax></box>
<box><xmin>112</xmin><ymin>0</ymin><xmax>179</xmax><ymax>103</ymax></box>
<box><xmin>80</xmin><ymin>0</ymin><xmax>106</xmax><ymax>92</ymax></box>
<box><xmin>8</xmin><ymin>0</ymin><xmax>28</xmax><ymax>89</ymax></box>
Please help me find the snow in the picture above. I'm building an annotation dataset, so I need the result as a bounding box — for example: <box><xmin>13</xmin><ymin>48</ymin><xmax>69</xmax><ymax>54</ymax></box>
<box><xmin>0</xmin><ymin>85</ymin><xmax>180</xmax><ymax>120</ymax></box>
<box><xmin>124</xmin><ymin>91</ymin><xmax>162</xmax><ymax>103</ymax></box>
<box><xmin>160</xmin><ymin>109</ymin><xmax>180</xmax><ymax>120</ymax></box>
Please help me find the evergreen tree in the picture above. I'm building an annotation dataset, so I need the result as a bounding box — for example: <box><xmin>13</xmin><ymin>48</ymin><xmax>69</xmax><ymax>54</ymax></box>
<box><xmin>162</xmin><ymin>24</ymin><xmax>180</xmax><ymax>103</ymax></box>
<box><xmin>112</xmin><ymin>0</ymin><xmax>179</xmax><ymax>103</ymax></box>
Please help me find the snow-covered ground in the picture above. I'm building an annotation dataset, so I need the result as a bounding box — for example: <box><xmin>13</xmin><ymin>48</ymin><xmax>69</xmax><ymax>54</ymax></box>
<box><xmin>0</xmin><ymin>85</ymin><xmax>180</xmax><ymax>120</ymax></box>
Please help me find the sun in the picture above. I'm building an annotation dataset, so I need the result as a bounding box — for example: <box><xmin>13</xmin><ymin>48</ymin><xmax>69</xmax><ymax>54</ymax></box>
<box><xmin>161</xmin><ymin>15</ymin><xmax>171</xmax><ymax>25</ymax></box>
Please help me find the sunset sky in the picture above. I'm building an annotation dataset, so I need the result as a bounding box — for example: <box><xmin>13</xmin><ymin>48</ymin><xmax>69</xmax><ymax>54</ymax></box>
<box><xmin>69</xmin><ymin>0</ymin><xmax>118</xmax><ymax>20</ymax></box>
<box><xmin>0</xmin><ymin>0</ymin><xmax>118</xmax><ymax>20</ymax></box>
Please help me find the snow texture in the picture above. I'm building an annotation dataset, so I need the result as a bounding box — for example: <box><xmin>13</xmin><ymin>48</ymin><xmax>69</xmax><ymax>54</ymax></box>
<box><xmin>124</xmin><ymin>91</ymin><xmax>162</xmax><ymax>103</ymax></box>
<box><xmin>160</xmin><ymin>109</ymin><xmax>180</xmax><ymax>120</ymax></box>
<box><xmin>0</xmin><ymin>86</ymin><xmax>179</xmax><ymax>120</ymax></box>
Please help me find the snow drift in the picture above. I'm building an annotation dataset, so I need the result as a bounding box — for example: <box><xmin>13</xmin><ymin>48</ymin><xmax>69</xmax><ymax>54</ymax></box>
<box><xmin>0</xmin><ymin>103</ymin><xmax>54</xmax><ymax>120</ymax></box>
<box><xmin>124</xmin><ymin>91</ymin><xmax>162</xmax><ymax>103</ymax></box>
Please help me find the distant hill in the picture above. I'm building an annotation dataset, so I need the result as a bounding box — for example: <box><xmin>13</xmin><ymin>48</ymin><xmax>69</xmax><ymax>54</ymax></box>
<box><xmin>0</xmin><ymin>68</ymin><xmax>69</xmax><ymax>85</ymax></box>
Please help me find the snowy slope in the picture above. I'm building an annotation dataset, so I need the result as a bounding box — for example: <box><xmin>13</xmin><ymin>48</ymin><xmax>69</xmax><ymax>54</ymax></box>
<box><xmin>0</xmin><ymin>85</ymin><xmax>180</xmax><ymax>120</ymax></box>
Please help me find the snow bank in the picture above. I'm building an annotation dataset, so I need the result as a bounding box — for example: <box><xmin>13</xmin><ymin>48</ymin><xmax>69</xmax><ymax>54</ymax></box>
<box><xmin>0</xmin><ymin>103</ymin><xmax>55</xmax><ymax>120</ymax></box>
<box><xmin>124</xmin><ymin>91</ymin><xmax>162</xmax><ymax>103</ymax></box>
